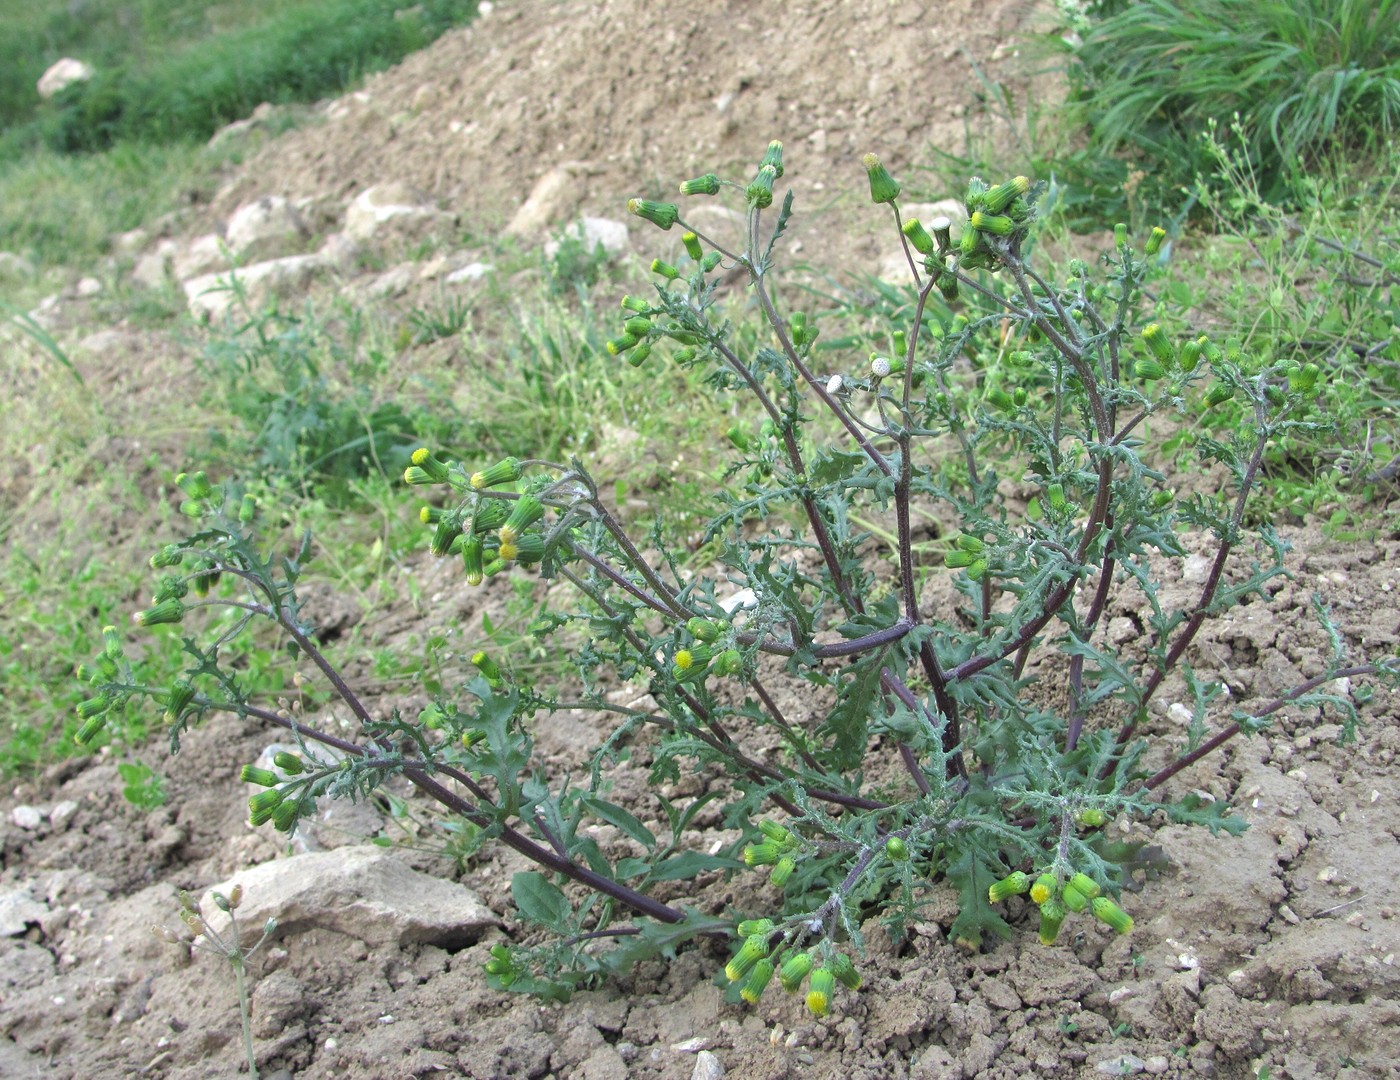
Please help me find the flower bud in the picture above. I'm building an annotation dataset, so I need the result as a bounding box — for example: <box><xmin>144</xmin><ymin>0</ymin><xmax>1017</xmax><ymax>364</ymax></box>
<box><xmin>1134</xmin><ymin>358</ymin><xmax>1165</xmax><ymax>381</ymax></box>
<box><xmin>1289</xmin><ymin>363</ymin><xmax>1320</xmax><ymax>393</ymax></box>
<box><xmin>736</xmin><ymin>918</ymin><xmax>775</xmax><ymax>938</ymax></box>
<box><xmin>929</xmin><ymin>216</ymin><xmax>953</xmax><ymax>251</ymax></box>
<box><xmin>679</xmin><ymin>173</ymin><xmax>721</xmax><ymax>197</ymax></box>
<box><xmin>789</xmin><ymin>311</ymin><xmax>808</xmax><ymax>346</ymax></box>
<box><xmin>420</xmin><ymin>506</ymin><xmax>444</xmax><ymax>525</ymax></box>
<box><xmin>1030</xmin><ymin>872</ymin><xmax>1057</xmax><ymax>906</ymax></box>
<box><xmin>627</xmin><ymin>198</ymin><xmax>679</xmax><ymax>230</ymax></box>
<box><xmin>682</xmin><ymin>231</ymin><xmax>704</xmax><ymax>262</ymax></box>
<box><xmin>651</xmin><ymin>258</ymin><xmax>680</xmax><ymax>280</ymax></box>
<box><xmin>885</xmin><ymin>836</ymin><xmax>909</xmax><ymax>861</ymax></box>
<box><xmin>150</xmin><ymin>544</ymin><xmax>183</xmax><ymax>569</ymax></box>
<box><xmin>272</xmin><ymin>797</ymin><xmax>302</xmax><ymax>833</ymax></box>
<box><xmin>403</xmin><ymin>466</ymin><xmax>436</xmax><ymax>486</ymax></box>
<box><xmin>747</xmin><ymin>164</ymin><xmax>777</xmax><ymax>209</ymax></box>
<box><xmin>944</xmin><ymin>549</ymin><xmax>979</xmax><ymax>569</ymax></box>
<box><xmin>472</xmin><ymin>500</ymin><xmax>510</xmax><ymax>533</ymax></box>
<box><xmin>1046</xmin><ymin>483</ymin><xmax>1069</xmax><ymax>512</ymax></box>
<box><xmin>430</xmin><ymin>512</ymin><xmax>464</xmax><ymax>557</ymax></box>
<box><xmin>175</xmin><ymin>471</ymin><xmax>214</xmax><ymax>499</ymax></box>
<box><xmin>410</xmin><ymin>448</ymin><xmax>451</xmax><ymax>484</ymax></box>
<box><xmin>902</xmin><ymin>218</ymin><xmax>936</xmax><ymax>255</ymax></box>
<box><xmin>1061</xmin><ymin>882</ymin><xmax>1089</xmax><ymax>912</ymax></box>
<box><xmin>936</xmin><ymin>271</ymin><xmax>960</xmax><ymax>302</ymax></box>
<box><xmin>806</xmin><ymin>967</ymin><xmax>836</xmax><ymax>1017</ymax></box>
<box><xmin>240</xmin><ymin>765</ymin><xmax>281</xmax><ymax>787</ymax></box>
<box><xmin>725</xmin><ymin>933</ymin><xmax>770</xmax><ymax>982</ymax></box>
<box><xmin>701</xmin><ymin>251</ymin><xmax>723</xmax><ymax>272</ymax></box>
<box><xmin>863</xmin><ymin>154</ymin><xmax>900</xmax><ymax>204</ymax></box>
<box><xmin>75</xmin><ymin>715</ymin><xmax>107</xmax><ymax>745</ymax></box>
<box><xmin>1091</xmin><ymin>896</ymin><xmax>1133</xmax><ymax>934</ymax></box>
<box><xmin>687</xmin><ymin>617</ymin><xmax>720</xmax><ymax>642</ymax></box>
<box><xmin>1069</xmin><ymin>873</ymin><xmax>1101</xmax><ymax>900</ymax></box>
<box><xmin>984</xmin><ymin>387</ymin><xmax>1015</xmax><ymax>413</ymax></box>
<box><xmin>163</xmin><ymin>682</ymin><xmax>196</xmax><ymax>723</ymax></box>
<box><xmin>779</xmin><ymin>951</ymin><xmax>813</xmax><ymax>992</ymax></box>
<box><xmin>510</xmin><ymin>534</ymin><xmax>547</xmax><ymax>564</ymax></box>
<box><xmin>1178</xmin><ymin>337</ymin><xmax>1203</xmax><ymax>372</ymax></box>
<box><xmin>461</xmin><ymin>535</ymin><xmax>484</xmax><ymax>586</ymax></box>
<box><xmin>1075</xmin><ymin>808</ymin><xmax>1107</xmax><ymax>827</ymax></box>
<box><xmin>273</xmin><ymin>751</ymin><xmax>304</xmax><ymax>775</ymax></box>
<box><xmin>829</xmin><ymin>952</ymin><xmax>862</xmax><ymax>990</ymax></box>
<box><xmin>744</xmin><ymin>842</ymin><xmax>782</xmax><ymax>867</ymax></box>
<box><xmin>1145</xmin><ymin>226</ymin><xmax>1167</xmax><ymax>255</ymax></box>
<box><xmin>761</xmin><ymin>139</ymin><xmax>785</xmax><ymax>178</ymax></box>
<box><xmin>739</xmin><ymin>957</ymin><xmax>776</xmax><ymax>1004</ymax></box>
<box><xmin>770</xmin><ymin>856</ymin><xmax>796</xmax><ymax>887</ymax></box>
<box><xmin>620</xmin><ymin>294</ymin><xmax>650</xmax><ymax>313</ymax></box>
<box><xmin>1039</xmin><ymin>897</ymin><xmax>1067</xmax><ymax>945</ymax></box>
<box><xmin>1141</xmin><ymin>323</ymin><xmax>1175</xmax><ymax>368</ymax></box>
<box><xmin>712</xmin><ymin>648</ymin><xmax>743</xmax><ymax>677</ymax></box>
<box><xmin>983</xmin><ymin>175</ymin><xmax>1030</xmax><ymax>214</ymax></box>
<box><xmin>102</xmin><ymin>625</ymin><xmax>124</xmax><ymax>659</ymax></box>
<box><xmin>1114</xmin><ymin>223</ymin><xmax>1128</xmax><ymax>249</ymax></box>
<box><xmin>239</xmin><ymin>493</ymin><xmax>257</xmax><ymax>524</ymax></box>
<box><xmin>606</xmin><ymin>333</ymin><xmax>639</xmax><ymax>356</ymax></box>
<box><xmin>248</xmin><ymin>787</ymin><xmax>285</xmax><ymax>820</ymax></box>
<box><xmin>970</xmin><ymin>211</ymin><xmax>1015</xmax><ymax>237</ymax></box>
<box><xmin>758</xmin><ymin>819</ymin><xmax>793</xmax><ymax>845</ymax></box>
<box><xmin>988</xmin><ymin>871</ymin><xmax>1031</xmax><ymax>903</ymax></box>
<box><xmin>75</xmin><ymin>694</ymin><xmax>110</xmax><ymax>721</ymax></box>
<box><xmin>499</xmin><ymin>496</ymin><xmax>545</xmax><ymax>545</ymax></box>
<box><xmin>966</xmin><ymin>559</ymin><xmax>989</xmax><ymax>581</ymax></box>
<box><xmin>133</xmin><ymin>599</ymin><xmax>185</xmax><ymax>627</ymax></box>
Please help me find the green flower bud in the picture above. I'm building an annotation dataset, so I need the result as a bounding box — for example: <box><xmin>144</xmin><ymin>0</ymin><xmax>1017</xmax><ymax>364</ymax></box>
<box><xmin>1091</xmin><ymin>895</ymin><xmax>1133</xmax><ymax>934</ymax></box>
<box><xmin>965</xmin><ymin>559</ymin><xmax>989</xmax><ymax>581</ymax></box>
<box><xmin>679</xmin><ymin>173</ymin><xmax>721</xmax><ymax>197</ymax></box>
<box><xmin>240</xmin><ymin>765</ymin><xmax>281</xmax><ymax>788</ymax></box>
<box><xmin>806</xmin><ymin>967</ymin><xmax>836</xmax><ymax>1017</ymax></box>
<box><xmin>1030</xmin><ymin>872</ymin><xmax>1057</xmax><ymax>905</ymax></box>
<box><xmin>885</xmin><ymin>836</ymin><xmax>909</xmax><ymax>861</ymax></box>
<box><xmin>725</xmin><ymin>933</ymin><xmax>770</xmax><ymax>982</ymax></box>
<box><xmin>627</xmin><ymin>198</ymin><xmax>679</xmax><ymax>230</ymax></box>
<box><xmin>248</xmin><ymin>787</ymin><xmax>285</xmax><ymax>820</ymax></box>
<box><xmin>1178</xmin><ymin>337</ymin><xmax>1203</xmax><ymax>372</ymax></box>
<box><xmin>461</xmin><ymin>534</ymin><xmax>484</xmax><ymax>586</ymax></box>
<box><xmin>936</xmin><ymin>271</ymin><xmax>960</xmax><ymax>302</ymax></box>
<box><xmin>273</xmin><ymin>751</ymin><xmax>304</xmax><ymax>775</ymax></box>
<box><xmin>272</xmin><ymin>797</ymin><xmax>302</xmax><ymax>833</ymax></box>
<box><xmin>410</xmin><ymin>448</ymin><xmax>451</xmax><ymax>484</ymax></box>
<box><xmin>1069</xmin><ymin>873</ymin><xmax>1101</xmax><ymax>900</ymax></box>
<box><xmin>712</xmin><ymin>648</ymin><xmax>743</xmax><ymax>676</ymax></box>
<box><xmin>741</xmin><ymin>958</ymin><xmax>776</xmax><ymax>1004</ymax></box>
<box><xmin>758</xmin><ymin>819</ymin><xmax>793</xmax><ymax>845</ymax></box>
<box><xmin>726</xmin><ymin>425</ymin><xmax>752</xmax><ymax>451</ymax></box>
<box><xmin>175</xmin><ymin>471</ymin><xmax>214</xmax><ymax>499</ymax></box>
<box><xmin>651</xmin><ymin>258</ymin><xmax>680</xmax><ymax>280</ymax></box>
<box><xmin>498</xmin><ymin>496</ymin><xmax>544</xmax><ymax>545</ymax></box>
<box><xmin>761</xmin><ymin>139</ymin><xmax>785</xmax><ymax>178</ymax></box>
<box><xmin>682</xmin><ymin>231</ymin><xmax>704</xmax><ymax>262</ymax></box>
<box><xmin>620</xmin><ymin>294</ymin><xmax>650</xmax><ymax>313</ymax></box>
<box><xmin>970</xmin><ymin>211</ymin><xmax>1015</xmax><ymax>237</ymax></box>
<box><xmin>929</xmin><ymin>216</ymin><xmax>953</xmax><ymax>251</ymax></box>
<box><xmin>1145</xmin><ymin>226</ymin><xmax>1167</xmax><ymax>256</ymax></box>
<box><xmin>983</xmin><ymin>175</ymin><xmax>1030</xmax><ymax>214</ymax></box>
<box><xmin>74</xmin><ymin>663</ymin><xmax>101</xmax><ymax>684</ymax></box>
<box><xmin>863</xmin><ymin>153</ymin><xmax>900</xmax><ymax>204</ymax></box>
<box><xmin>747</xmin><ymin>164</ymin><xmax>777</xmax><ymax>209</ymax></box>
<box><xmin>902</xmin><ymin>218</ymin><xmax>936</xmax><ymax>256</ymax></box>
<box><xmin>1114</xmin><ymin>223</ymin><xmax>1128</xmax><ymax>249</ymax></box>
<box><xmin>1075</xmin><ymin>808</ymin><xmax>1107</xmax><ymax>827</ymax></box>
<box><xmin>956</xmin><ymin>533</ymin><xmax>986</xmax><ymax>553</ymax></box>
<box><xmin>984</xmin><ymin>387</ymin><xmax>1016</xmax><ymax>413</ymax></box>
<box><xmin>1039</xmin><ymin>897</ymin><xmax>1067</xmax><ymax>945</ymax></box>
<box><xmin>789</xmin><ymin>310</ymin><xmax>808</xmax><ymax>346</ymax></box>
<box><xmin>238</xmin><ymin>493</ymin><xmax>257</xmax><ymax>524</ymax></box>
<box><xmin>945</xmin><ymin>548</ymin><xmax>979</xmax><ymax>569</ymax></box>
<box><xmin>75</xmin><ymin>694</ymin><xmax>111</xmax><ymax>721</ymax></box>
<box><xmin>153</xmin><ymin>575</ymin><xmax>188</xmax><ymax>603</ymax></box>
<box><xmin>472</xmin><ymin>650</ymin><xmax>504</xmax><ymax>687</ymax></box>
<box><xmin>779</xmin><ymin>951</ymin><xmax>813</xmax><ymax>992</ymax></box>
<box><xmin>420</xmin><ymin>506</ymin><xmax>444</xmax><ymax>525</ymax></box>
<box><xmin>687</xmin><ymin>617</ymin><xmax>720</xmax><ymax>642</ymax></box>
<box><xmin>403</xmin><ymin>466</ymin><xmax>435</xmax><ymax>486</ymax></box>
<box><xmin>150</xmin><ymin>544</ymin><xmax>183</xmax><ymax>569</ymax></box>
<box><xmin>1204</xmin><ymin>382</ymin><xmax>1235</xmax><ymax>407</ymax></box>
<box><xmin>472</xmin><ymin>500</ymin><xmax>510</xmax><ymax>533</ymax></box>
<box><xmin>736</xmin><ymin>918</ymin><xmax>775</xmax><ymax>938</ymax></box>
<box><xmin>163</xmin><ymin>682</ymin><xmax>196</xmax><ymax>723</ymax></box>
<box><xmin>190</xmin><ymin>561</ymin><xmax>220</xmax><ymax>598</ymax></box>
<box><xmin>744</xmin><ymin>842</ymin><xmax>782</xmax><ymax>867</ymax></box>
<box><xmin>829</xmin><ymin>952</ymin><xmax>862</xmax><ymax>990</ymax></box>
<box><xmin>1134</xmin><ymin>358</ymin><xmax>1165</xmax><ymax>381</ymax></box>
<box><xmin>959</xmin><ymin>226</ymin><xmax>982</xmax><ymax>259</ymax></box>
<box><xmin>1046</xmin><ymin>483</ymin><xmax>1069</xmax><ymax>512</ymax></box>
<box><xmin>1061</xmin><ymin>882</ymin><xmax>1089</xmax><ymax>912</ymax></box>
<box><xmin>133</xmin><ymin>599</ymin><xmax>185</xmax><ymax>627</ymax></box>
<box><xmin>623</xmin><ymin>316</ymin><xmax>653</xmax><ymax>339</ymax></box>
<box><xmin>1141</xmin><ymin>323</ymin><xmax>1175</xmax><ymax>368</ymax></box>
<box><xmin>430</xmin><ymin>512</ymin><xmax>464</xmax><ymax>557</ymax></box>
<box><xmin>1290</xmin><ymin>362</ymin><xmax>1320</xmax><ymax>393</ymax></box>
<box><xmin>701</xmin><ymin>250</ymin><xmax>723</xmax><ymax>272</ymax></box>
<box><xmin>988</xmin><ymin>871</ymin><xmax>1031</xmax><ymax>904</ymax></box>
<box><xmin>770</xmin><ymin>855</ymin><xmax>796</xmax><ymax>887</ymax></box>
<box><xmin>606</xmin><ymin>332</ymin><xmax>639</xmax><ymax>356</ymax></box>
<box><xmin>75</xmin><ymin>715</ymin><xmax>107</xmax><ymax>746</ymax></box>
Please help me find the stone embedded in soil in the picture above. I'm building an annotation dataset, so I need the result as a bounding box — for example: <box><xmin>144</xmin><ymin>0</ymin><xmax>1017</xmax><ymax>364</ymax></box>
<box><xmin>0</xmin><ymin>885</ymin><xmax>50</xmax><ymax>936</ymax></box>
<box><xmin>200</xmin><ymin>845</ymin><xmax>497</xmax><ymax>949</ymax></box>
<box><xmin>10</xmin><ymin>805</ymin><xmax>43</xmax><ymax>830</ymax></box>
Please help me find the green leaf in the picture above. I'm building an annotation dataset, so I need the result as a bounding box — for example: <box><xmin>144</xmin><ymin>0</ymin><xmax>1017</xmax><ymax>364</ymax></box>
<box><xmin>581</xmin><ymin>797</ymin><xmax>656</xmax><ymax>850</ymax></box>
<box><xmin>648</xmin><ymin>851</ymin><xmax>741</xmax><ymax>881</ymax></box>
<box><xmin>820</xmin><ymin>653</ymin><xmax>885</xmax><ymax>771</ymax></box>
<box><xmin>511</xmin><ymin>872</ymin><xmax>571</xmax><ymax>932</ymax></box>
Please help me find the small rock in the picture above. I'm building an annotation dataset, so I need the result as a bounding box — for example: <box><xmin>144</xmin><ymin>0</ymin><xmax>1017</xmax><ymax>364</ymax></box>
<box><xmin>445</xmin><ymin>261</ymin><xmax>492</xmax><ymax>285</ymax></box>
<box><xmin>1096</xmin><ymin>1054</ymin><xmax>1145</xmax><ymax>1075</ymax></box>
<box><xmin>505</xmin><ymin>164</ymin><xmax>593</xmax><ymax>237</ymax></box>
<box><xmin>74</xmin><ymin>277</ymin><xmax>102</xmax><ymax>297</ymax></box>
<box><xmin>226</xmin><ymin>196</ymin><xmax>308</xmax><ymax>262</ymax></box>
<box><xmin>344</xmin><ymin>182</ymin><xmax>454</xmax><ymax>244</ymax></box>
<box><xmin>1183</xmin><ymin>553</ymin><xmax>1211</xmax><ymax>583</ymax></box>
<box><xmin>11</xmin><ymin>806</ymin><xmax>43</xmax><ymax>830</ymax></box>
<box><xmin>0</xmin><ymin>886</ymin><xmax>51</xmax><ymax>936</ymax></box>
<box><xmin>48</xmin><ymin>801</ymin><xmax>79</xmax><ymax>829</ymax></box>
<box><xmin>545</xmin><ymin>217</ymin><xmax>629</xmax><ymax>261</ymax></box>
<box><xmin>1143</xmin><ymin>1056</ymin><xmax>1170</xmax><ymax>1075</ymax></box>
<box><xmin>691</xmin><ymin>1050</ymin><xmax>724</xmax><ymax>1080</ymax></box>
<box><xmin>37</xmin><ymin>58</ymin><xmax>93</xmax><ymax>99</ymax></box>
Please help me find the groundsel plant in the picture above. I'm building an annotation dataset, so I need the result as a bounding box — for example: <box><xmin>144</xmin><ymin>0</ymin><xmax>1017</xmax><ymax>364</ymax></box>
<box><xmin>77</xmin><ymin>141</ymin><xmax>1397</xmax><ymax>1014</ymax></box>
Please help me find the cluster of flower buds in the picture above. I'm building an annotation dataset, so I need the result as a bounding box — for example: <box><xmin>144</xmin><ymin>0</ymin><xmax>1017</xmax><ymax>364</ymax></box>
<box><xmin>742</xmin><ymin>819</ymin><xmax>801</xmax><ymax>888</ymax></box>
<box><xmin>724</xmin><ymin>919</ymin><xmax>862</xmax><ymax>1017</ymax></box>
<box><xmin>483</xmin><ymin>943</ymin><xmax>519</xmax><ymax>987</ymax></box>
<box><xmin>71</xmin><ymin>625</ymin><xmax>133</xmax><ymax>745</ymax></box>
<box><xmin>987</xmin><ymin>868</ymin><xmax>1133</xmax><ymax>944</ymax></box>
<box><xmin>240</xmin><ymin>754</ymin><xmax>312</xmax><ymax>833</ymax></box>
<box><xmin>671</xmin><ymin>616</ymin><xmax>744</xmax><ymax>682</ymax></box>
<box><xmin>944</xmin><ymin>532</ymin><xmax>990</xmax><ymax>581</ymax></box>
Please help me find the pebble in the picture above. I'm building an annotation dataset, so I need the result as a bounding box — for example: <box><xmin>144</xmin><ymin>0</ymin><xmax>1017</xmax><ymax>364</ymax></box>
<box><xmin>1096</xmin><ymin>1053</ymin><xmax>1145</xmax><ymax>1075</ymax></box>
<box><xmin>11</xmin><ymin>806</ymin><xmax>43</xmax><ymax>830</ymax></box>
<box><xmin>691</xmin><ymin>1049</ymin><xmax>725</xmax><ymax>1080</ymax></box>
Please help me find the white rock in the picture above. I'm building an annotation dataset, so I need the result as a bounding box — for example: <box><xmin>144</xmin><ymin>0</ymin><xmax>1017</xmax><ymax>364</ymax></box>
<box><xmin>183</xmin><ymin>254</ymin><xmax>328</xmax><ymax>320</ymax></box>
<box><xmin>74</xmin><ymin>277</ymin><xmax>102</xmax><ymax>297</ymax></box>
<box><xmin>445</xmin><ymin>261</ymin><xmax>493</xmax><ymax>285</ymax></box>
<box><xmin>172</xmin><ymin>233</ymin><xmax>230</xmax><ymax>281</ymax></box>
<box><xmin>226</xmin><ymin>196</ymin><xmax>307</xmax><ymax>262</ymax></box>
<box><xmin>345</xmin><ymin>183</ymin><xmax>454</xmax><ymax>243</ymax></box>
<box><xmin>131</xmin><ymin>239</ymin><xmax>180</xmax><ymax>289</ymax></box>
<box><xmin>317</xmin><ymin>231</ymin><xmax>362</xmax><ymax>270</ymax></box>
<box><xmin>691</xmin><ymin>1050</ymin><xmax>725</xmax><ymax>1080</ymax></box>
<box><xmin>1168</xmin><ymin>702</ymin><xmax>1193</xmax><ymax>726</ymax></box>
<box><xmin>719</xmin><ymin>589</ymin><xmax>758</xmax><ymax>614</ymax></box>
<box><xmin>37</xmin><ymin>58</ymin><xmax>93</xmax><ymax>99</ymax></box>
<box><xmin>1096</xmin><ymin>1054</ymin><xmax>1145</xmax><ymax>1075</ymax></box>
<box><xmin>1182</xmin><ymin>553</ymin><xmax>1211</xmax><ymax>583</ymax></box>
<box><xmin>0</xmin><ymin>885</ymin><xmax>50</xmax><ymax>936</ymax></box>
<box><xmin>545</xmin><ymin>217</ymin><xmax>629</xmax><ymax>261</ymax></box>
<box><xmin>200</xmin><ymin>846</ymin><xmax>497</xmax><ymax>948</ymax></box>
<box><xmin>48</xmin><ymin>801</ymin><xmax>79</xmax><ymax>828</ymax></box>
<box><xmin>505</xmin><ymin>163</ymin><xmax>593</xmax><ymax>238</ymax></box>
<box><xmin>11</xmin><ymin>806</ymin><xmax>43</xmax><ymax>830</ymax></box>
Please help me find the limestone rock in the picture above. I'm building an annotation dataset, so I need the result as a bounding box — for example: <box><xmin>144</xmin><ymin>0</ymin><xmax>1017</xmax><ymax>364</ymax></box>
<box><xmin>344</xmin><ymin>183</ymin><xmax>454</xmax><ymax>244</ymax></box>
<box><xmin>37</xmin><ymin>58</ymin><xmax>93</xmax><ymax>100</ymax></box>
<box><xmin>172</xmin><ymin>233</ymin><xmax>231</xmax><ymax>281</ymax></box>
<box><xmin>545</xmin><ymin>217</ymin><xmax>629</xmax><ymax>261</ymax></box>
<box><xmin>200</xmin><ymin>846</ymin><xmax>498</xmax><ymax>948</ymax></box>
<box><xmin>226</xmin><ymin>196</ymin><xmax>308</xmax><ymax>262</ymax></box>
<box><xmin>183</xmin><ymin>254</ymin><xmax>328</xmax><ymax>320</ymax></box>
<box><xmin>0</xmin><ymin>885</ymin><xmax>50</xmax><ymax>937</ymax></box>
<box><xmin>505</xmin><ymin>163</ymin><xmax>595</xmax><ymax>238</ymax></box>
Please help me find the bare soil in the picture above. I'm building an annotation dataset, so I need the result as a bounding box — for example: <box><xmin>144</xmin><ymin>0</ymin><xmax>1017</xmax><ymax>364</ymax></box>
<box><xmin>4</xmin><ymin>2</ymin><xmax>1400</xmax><ymax>1079</ymax></box>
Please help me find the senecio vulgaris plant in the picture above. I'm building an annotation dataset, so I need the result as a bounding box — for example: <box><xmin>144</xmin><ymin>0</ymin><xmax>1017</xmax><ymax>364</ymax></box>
<box><xmin>76</xmin><ymin>141</ymin><xmax>1397</xmax><ymax>1015</ymax></box>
